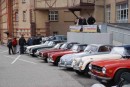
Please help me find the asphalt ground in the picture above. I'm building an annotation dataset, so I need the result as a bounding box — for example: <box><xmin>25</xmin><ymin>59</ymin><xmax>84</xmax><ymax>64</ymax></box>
<box><xmin>0</xmin><ymin>45</ymin><xmax>101</xmax><ymax>87</ymax></box>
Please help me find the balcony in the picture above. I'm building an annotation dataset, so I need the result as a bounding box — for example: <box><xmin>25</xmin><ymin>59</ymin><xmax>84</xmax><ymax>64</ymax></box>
<box><xmin>35</xmin><ymin>0</ymin><xmax>97</xmax><ymax>10</ymax></box>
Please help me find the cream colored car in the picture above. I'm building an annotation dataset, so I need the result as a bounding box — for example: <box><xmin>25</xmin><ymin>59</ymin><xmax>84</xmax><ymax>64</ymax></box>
<box><xmin>73</xmin><ymin>46</ymin><xmax>129</xmax><ymax>75</ymax></box>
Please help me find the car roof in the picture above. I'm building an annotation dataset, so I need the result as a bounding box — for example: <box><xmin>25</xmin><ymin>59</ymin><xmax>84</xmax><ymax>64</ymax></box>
<box><xmin>89</xmin><ymin>44</ymin><xmax>112</xmax><ymax>47</ymax></box>
<box><xmin>66</xmin><ymin>42</ymin><xmax>79</xmax><ymax>44</ymax></box>
<box><xmin>116</xmin><ymin>45</ymin><xmax>130</xmax><ymax>50</ymax></box>
<box><xmin>77</xmin><ymin>44</ymin><xmax>88</xmax><ymax>46</ymax></box>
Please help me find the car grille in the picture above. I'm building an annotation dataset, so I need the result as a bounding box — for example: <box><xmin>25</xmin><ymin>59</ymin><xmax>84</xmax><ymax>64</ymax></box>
<box><xmin>39</xmin><ymin>53</ymin><xmax>42</xmax><ymax>57</ymax></box>
<box><xmin>92</xmin><ymin>65</ymin><xmax>102</xmax><ymax>72</ymax></box>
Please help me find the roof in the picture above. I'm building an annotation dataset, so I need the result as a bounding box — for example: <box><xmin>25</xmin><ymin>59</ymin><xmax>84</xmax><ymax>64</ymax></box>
<box><xmin>89</xmin><ymin>44</ymin><xmax>112</xmax><ymax>47</ymax></box>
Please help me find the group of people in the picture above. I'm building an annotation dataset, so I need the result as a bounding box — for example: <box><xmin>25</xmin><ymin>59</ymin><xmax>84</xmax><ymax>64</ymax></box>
<box><xmin>7</xmin><ymin>35</ymin><xmax>26</xmax><ymax>55</ymax></box>
<box><xmin>75</xmin><ymin>15</ymin><xmax>96</xmax><ymax>32</ymax></box>
<box><xmin>75</xmin><ymin>15</ymin><xmax>96</xmax><ymax>25</ymax></box>
<box><xmin>7</xmin><ymin>35</ymin><xmax>42</xmax><ymax>55</ymax></box>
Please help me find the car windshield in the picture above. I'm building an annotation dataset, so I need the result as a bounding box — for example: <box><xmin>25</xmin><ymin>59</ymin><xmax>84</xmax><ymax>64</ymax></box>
<box><xmin>53</xmin><ymin>44</ymin><xmax>61</xmax><ymax>49</ymax></box>
<box><xmin>48</xmin><ymin>41</ymin><xmax>54</xmax><ymax>46</ymax></box>
<box><xmin>110</xmin><ymin>47</ymin><xmax>129</xmax><ymax>56</ymax></box>
<box><xmin>84</xmin><ymin>45</ymin><xmax>98</xmax><ymax>53</ymax></box>
<box><xmin>71</xmin><ymin>45</ymin><xmax>79</xmax><ymax>52</ymax></box>
<box><xmin>60</xmin><ymin>43</ymin><xmax>67</xmax><ymax>49</ymax></box>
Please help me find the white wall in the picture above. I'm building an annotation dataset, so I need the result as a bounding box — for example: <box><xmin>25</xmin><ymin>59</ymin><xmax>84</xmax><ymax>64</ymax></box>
<box><xmin>67</xmin><ymin>32</ymin><xmax>113</xmax><ymax>45</ymax></box>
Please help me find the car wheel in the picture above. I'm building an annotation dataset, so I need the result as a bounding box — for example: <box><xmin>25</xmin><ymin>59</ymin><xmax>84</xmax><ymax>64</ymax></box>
<box><xmin>114</xmin><ymin>69</ymin><xmax>129</xmax><ymax>85</ymax></box>
<box><xmin>53</xmin><ymin>56</ymin><xmax>61</xmax><ymax>66</ymax></box>
<box><xmin>44</xmin><ymin>58</ymin><xmax>48</xmax><ymax>63</ymax></box>
<box><xmin>84</xmin><ymin>65</ymin><xmax>90</xmax><ymax>77</ymax></box>
<box><xmin>75</xmin><ymin>70</ymin><xmax>85</xmax><ymax>75</ymax></box>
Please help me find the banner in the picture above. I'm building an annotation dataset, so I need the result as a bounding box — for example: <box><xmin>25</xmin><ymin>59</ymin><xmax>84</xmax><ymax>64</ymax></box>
<box><xmin>69</xmin><ymin>25</ymin><xmax>81</xmax><ymax>32</ymax></box>
<box><xmin>83</xmin><ymin>25</ymin><xmax>97</xmax><ymax>33</ymax></box>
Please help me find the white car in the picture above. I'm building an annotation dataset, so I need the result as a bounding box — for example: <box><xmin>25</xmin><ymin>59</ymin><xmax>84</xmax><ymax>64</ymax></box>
<box><xmin>73</xmin><ymin>46</ymin><xmax>129</xmax><ymax>75</ymax></box>
<box><xmin>58</xmin><ymin>44</ymin><xmax>112</xmax><ymax>69</ymax></box>
<box><xmin>26</xmin><ymin>41</ymin><xmax>49</xmax><ymax>54</ymax></box>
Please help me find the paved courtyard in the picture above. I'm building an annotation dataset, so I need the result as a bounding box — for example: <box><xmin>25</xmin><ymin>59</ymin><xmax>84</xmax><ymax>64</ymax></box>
<box><xmin>0</xmin><ymin>45</ymin><xmax>99</xmax><ymax>87</ymax></box>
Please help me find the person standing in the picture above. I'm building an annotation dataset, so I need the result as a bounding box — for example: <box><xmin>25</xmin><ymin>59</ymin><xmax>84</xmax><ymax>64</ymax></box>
<box><xmin>12</xmin><ymin>37</ymin><xmax>17</xmax><ymax>54</ymax></box>
<box><xmin>7</xmin><ymin>38</ymin><xmax>14</xmax><ymax>55</ymax></box>
<box><xmin>87</xmin><ymin>15</ymin><xmax>96</xmax><ymax>25</ymax></box>
<box><xmin>19</xmin><ymin>35</ymin><xmax>26</xmax><ymax>54</ymax></box>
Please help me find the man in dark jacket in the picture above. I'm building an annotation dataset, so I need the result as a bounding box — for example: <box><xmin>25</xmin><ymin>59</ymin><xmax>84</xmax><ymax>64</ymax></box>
<box><xmin>19</xmin><ymin>35</ymin><xmax>26</xmax><ymax>54</ymax></box>
<box><xmin>87</xmin><ymin>15</ymin><xmax>96</xmax><ymax>25</ymax></box>
<box><xmin>7</xmin><ymin>38</ymin><xmax>14</xmax><ymax>55</ymax></box>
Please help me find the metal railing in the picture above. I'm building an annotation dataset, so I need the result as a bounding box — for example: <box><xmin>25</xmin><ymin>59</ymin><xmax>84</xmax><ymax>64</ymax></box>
<box><xmin>107</xmin><ymin>26</ymin><xmax>130</xmax><ymax>45</ymax></box>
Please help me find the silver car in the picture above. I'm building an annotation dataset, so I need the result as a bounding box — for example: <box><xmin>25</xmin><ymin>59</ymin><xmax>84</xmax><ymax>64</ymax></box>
<box><xmin>58</xmin><ymin>44</ymin><xmax>112</xmax><ymax>69</ymax></box>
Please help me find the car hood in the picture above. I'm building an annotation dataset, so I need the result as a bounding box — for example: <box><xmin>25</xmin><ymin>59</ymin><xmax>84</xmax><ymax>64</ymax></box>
<box><xmin>26</xmin><ymin>44</ymin><xmax>44</xmax><ymax>49</ymax></box>
<box><xmin>82</xmin><ymin>54</ymin><xmax>122</xmax><ymax>61</ymax></box>
<box><xmin>29</xmin><ymin>44</ymin><xmax>48</xmax><ymax>49</ymax></box>
<box><xmin>92</xmin><ymin>58</ymin><xmax>130</xmax><ymax>67</ymax></box>
<box><xmin>40</xmin><ymin>48</ymin><xmax>58</xmax><ymax>53</ymax></box>
<box><xmin>52</xmin><ymin>50</ymin><xmax>74</xmax><ymax>56</ymax></box>
<box><xmin>32</xmin><ymin>46</ymin><xmax>53</xmax><ymax>50</ymax></box>
<box><xmin>60</xmin><ymin>52</ymin><xmax>88</xmax><ymax>61</ymax></box>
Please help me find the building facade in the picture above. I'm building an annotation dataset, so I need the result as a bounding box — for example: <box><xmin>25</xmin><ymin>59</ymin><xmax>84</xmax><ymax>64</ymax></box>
<box><xmin>0</xmin><ymin>0</ymin><xmax>130</xmax><ymax>43</ymax></box>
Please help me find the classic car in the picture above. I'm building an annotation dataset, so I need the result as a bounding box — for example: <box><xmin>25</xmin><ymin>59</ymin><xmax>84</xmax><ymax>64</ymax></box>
<box><xmin>90</xmin><ymin>72</ymin><xmax>130</xmax><ymax>87</ymax></box>
<box><xmin>39</xmin><ymin>42</ymin><xmax>79</xmax><ymax>62</ymax></box>
<box><xmin>89</xmin><ymin>46</ymin><xmax>130</xmax><ymax>85</ymax></box>
<box><xmin>73</xmin><ymin>45</ymin><xmax>130</xmax><ymax>76</ymax></box>
<box><xmin>41</xmin><ymin>35</ymin><xmax>67</xmax><ymax>43</ymax></box>
<box><xmin>26</xmin><ymin>41</ymin><xmax>50</xmax><ymax>54</ymax></box>
<box><xmin>29</xmin><ymin>40</ymin><xmax>63</xmax><ymax>56</ymax></box>
<box><xmin>58</xmin><ymin>44</ymin><xmax>112</xmax><ymax>69</ymax></box>
<box><xmin>48</xmin><ymin>44</ymin><xmax>87</xmax><ymax>66</ymax></box>
<box><xmin>35</xmin><ymin>43</ymin><xmax>64</xmax><ymax>57</ymax></box>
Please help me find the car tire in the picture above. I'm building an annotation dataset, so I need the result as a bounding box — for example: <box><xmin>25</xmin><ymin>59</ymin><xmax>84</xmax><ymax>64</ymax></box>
<box><xmin>53</xmin><ymin>56</ymin><xmax>61</xmax><ymax>66</ymax></box>
<box><xmin>75</xmin><ymin>70</ymin><xmax>85</xmax><ymax>75</ymax></box>
<box><xmin>84</xmin><ymin>65</ymin><xmax>90</xmax><ymax>77</ymax></box>
<box><xmin>114</xmin><ymin>69</ymin><xmax>129</xmax><ymax>85</ymax></box>
<box><xmin>44</xmin><ymin>58</ymin><xmax>48</xmax><ymax>63</ymax></box>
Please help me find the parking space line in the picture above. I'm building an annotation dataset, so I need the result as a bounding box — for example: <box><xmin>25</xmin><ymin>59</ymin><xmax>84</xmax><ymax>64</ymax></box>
<box><xmin>11</xmin><ymin>55</ymin><xmax>21</xmax><ymax>64</ymax></box>
<box><xmin>4</xmin><ymin>55</ymin><xmax>37</xmax><ymax>64</ymax></box>
<box><xmin>0</xmin><ymin>50</ymin><xmax>8</xmax><ymax>53</ymax></box>
<box><xmin>19</xmin><ymin>59</ymin><xmax>37</xmax><ymax>64</ymax></box>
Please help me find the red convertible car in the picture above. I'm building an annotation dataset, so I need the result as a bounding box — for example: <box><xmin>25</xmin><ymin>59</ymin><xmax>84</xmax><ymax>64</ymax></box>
<box><xmin>39</xmin><ymin>42</ymin><xmax>79</xmax><ymax>62</ymax></box>
<box><xmin>48</xmin><ymin>44</ymin><xmax>87</xmax><ymax>65</ymax></box>
<box><xmin>89</xmin><ymin>45</ymin><xmax>130</xmax><ymax>85</ymax></box>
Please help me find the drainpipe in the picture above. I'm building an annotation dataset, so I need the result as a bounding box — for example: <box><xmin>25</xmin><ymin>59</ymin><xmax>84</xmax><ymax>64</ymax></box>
<box><xmin>34</xmin><ymin>0</ymin><xmax>36</xmax><ymax>36</ymax></box>
<box><xmin>104</xmin><ymin>0</ymin><xmax>106</xmax><ymax>23</ymax></box>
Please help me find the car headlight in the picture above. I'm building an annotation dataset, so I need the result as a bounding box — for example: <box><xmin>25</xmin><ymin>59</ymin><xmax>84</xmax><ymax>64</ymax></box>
<box><xmin>89</xmin><ymin>64</ymin><xmax>92</xmax><ymax>70</ymax></box>
<box><xmin>102</xmin><ymin>67</ymin><xmax>106</xmax><ymax>74</ymax></box>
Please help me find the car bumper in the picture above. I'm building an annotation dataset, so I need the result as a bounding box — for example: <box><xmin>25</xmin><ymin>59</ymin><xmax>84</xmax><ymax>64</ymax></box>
<box><xmin>47</xmin><ymin>58</ymin><xmax>54</xmax><ymax>63</ymax></box>
<box><xmin>88</xmin><ymin>72</ymin><xmax>112</xmax><ymax>81</ymax></box>
<box><xmin>73</xmin><ymin>65</ymin><xmax>80</xmax><ymax>71</ymax></box>
<box><xmin>58</xmin><ymin>62</ymin><xmax>72</xmax><ymax>68</ymax></box>
<box><xmin>35</xmin><ymin>51</ymin><xmax>39</xmax><ymax>56</ymax></box>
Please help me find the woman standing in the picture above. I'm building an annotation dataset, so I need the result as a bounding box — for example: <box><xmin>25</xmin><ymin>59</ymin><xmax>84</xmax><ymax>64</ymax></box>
<box><xmin>12</xmin><ymin>37</ymin><xmax>17</xmax><ymax>54</ymax></box>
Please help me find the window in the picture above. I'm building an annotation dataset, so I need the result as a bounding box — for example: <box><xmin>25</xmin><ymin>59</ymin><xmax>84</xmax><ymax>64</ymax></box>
<box><xmin>22</xmin><ymin>0</ymin><xmax>26</xmax><ymax>3</ymax></box>
<box><xmin>49</xmin><ymin>11</ymin><xmax>58</xmax><ymax>21</ymax></box>
<box><xmin>106</xmin><ymin>6</ymin><xmax>111</xmax><ymax>23</ymax></box>
<box><xmin>23</xmin><ymin>11</ymin><xmax>26</xmax><ymax>22</ymax></box>
<box><xmin>15</xmin><ymin>12</ymin><xmax>18</xmax><ymax>22</ymax></box>
<box><xmin>116</xmin><ymin>3</ymin><xmax>128</xmax><ymax>23</ymax></box>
